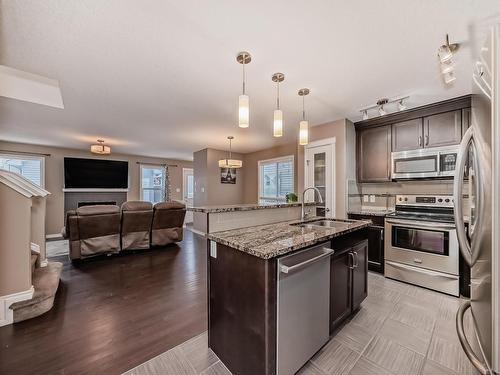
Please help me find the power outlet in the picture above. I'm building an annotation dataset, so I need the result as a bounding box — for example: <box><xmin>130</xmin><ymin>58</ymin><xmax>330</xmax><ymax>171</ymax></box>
<box><xmin>210</xmin><ymin>241</ymin><xmax>217</xmax><ymax>258</ymax></box>
<box><xmin>369</xmin><ymin>195</ymin><xmax>376</xmax><ymax>203</ymax></box>
<box><xmin>363</xmin><ymin>195</ymin><xmax>369</xmax><ymax>202</ymax></box>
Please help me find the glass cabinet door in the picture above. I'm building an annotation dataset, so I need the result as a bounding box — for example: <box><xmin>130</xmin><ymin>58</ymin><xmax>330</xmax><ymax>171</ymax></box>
<box><xmin>314</xmin><ymin>152</ymin><xmax>327</xmax><ymax>216</ymax></box>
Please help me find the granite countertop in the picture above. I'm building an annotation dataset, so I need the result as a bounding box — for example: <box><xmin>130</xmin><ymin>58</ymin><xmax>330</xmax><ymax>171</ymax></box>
<box><xmin>207</xmin><ymin>218</ymin><xmax>370</xmax><ymax>259</ymax></box>
<box><xmin>347</xmin><ymin>209</ymin><xmax>394</xmax><ymax>217</ymax></box>
<box><xmin>188</xmin><ymin>202</ymin><xmax>316</xmax><ymax>213</ymax></box>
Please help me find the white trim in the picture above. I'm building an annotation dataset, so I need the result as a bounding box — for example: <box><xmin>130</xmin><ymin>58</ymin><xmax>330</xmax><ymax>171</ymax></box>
<box><xmin>62</xmin><ymin>188</ymin><xmax>129</xmax><ymax>192</ymax></box>
<box><xmin>0</xmin><ymin>286</ymin><xmax>34</xmax><ymax>327</ymax></box>
<box><xmin>46</xmin><ymin>233</ymin><xmax>63</xmax><ymax>239</ymax></box>
<box><xmin>30</xmin><ymin>242</ymin><xmax>40</xmax><ymax>253</ymax></box>
<box><xmin>40</xmin><ymin>259</ymin><xmax>48</xmax><ymax>267</ymax></box>
<box><xmin>257</xmin><ymin>155</ymin><xmax>295</xmax><ymax>202</ymax></box>
<box><xmin>304</xmin><ymin>138</ymin><xmax>336</xmax><ymax>217</ymax></box>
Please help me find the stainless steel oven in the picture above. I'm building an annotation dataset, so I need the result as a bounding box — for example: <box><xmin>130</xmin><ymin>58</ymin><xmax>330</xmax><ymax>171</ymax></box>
<box><xmin>384</xmin><ymin>195</ymin><xmax>459</xmax><ymax>296</ymax></box>
<box><xmin>391</xmin><ymin>145</ymin><xmax>459</xmax><ymax>180</ymax></box>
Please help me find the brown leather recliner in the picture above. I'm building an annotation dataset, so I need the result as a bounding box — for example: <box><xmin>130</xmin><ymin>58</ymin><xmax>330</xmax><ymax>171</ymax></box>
<box><xmin>67</xmin><ymin>205</ymin><xmax>121</xmax><ymax>260</ymax></box>
<box><xmin>151</xmin><ymin>201</ymin><xmax>186</xmax><ymax>247</ymax></box>
<box><xmin>120</xmin><ymin>201</ymin><xmax>153</xmax><ymax>251</ymax></box>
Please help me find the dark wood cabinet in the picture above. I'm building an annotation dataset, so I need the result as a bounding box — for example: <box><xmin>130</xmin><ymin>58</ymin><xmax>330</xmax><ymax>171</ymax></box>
<box><xmin>329</xmin><ymin>239</ymin><xmax>368</xmax><ymax>332</ymax></box>
<box><xmin>392</xmin><ymin>118</ymin><xmax>423</xmax><ymax>151</ymax></box>
<box><xmin>424</xmin><ymin>110</ymin><xmax>462</xmax><ymax>148</ymax></box>
<box><xmin>348</xmin><ymin>214</ymin><xmax>385</xmax><ymax>273</ymax></box>
<box><xmin>351</xmin><ymin>241</ymin><xmax>368</xmax><ymax>310</ymax></box>
<box><xmin>329</xmin><ymin>250</ymin><xmax>352</xmax><ymax>330</ymax></box>
<box><xmin>357</xmin><ymin>125</ymin><xmax>391</xmax><ymax>182</ymax></box>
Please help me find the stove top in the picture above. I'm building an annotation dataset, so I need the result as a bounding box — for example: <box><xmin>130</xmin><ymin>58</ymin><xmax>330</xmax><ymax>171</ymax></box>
<box><xmin>390</xmin><ymin>194</ymin><xmax>455</xmax><ymax>223</ymax></box>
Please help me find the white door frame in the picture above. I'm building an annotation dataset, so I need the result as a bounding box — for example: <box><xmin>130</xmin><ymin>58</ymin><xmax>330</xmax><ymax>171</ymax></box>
<box><xmin>304</xmin><ymin>137</ymin><xmax>336</xmax><ymax>217</ymax></box>
<box><xmin>182</xmin><ymin>168</ymin><xmax>194</xmax><ymax>224</ymax></box>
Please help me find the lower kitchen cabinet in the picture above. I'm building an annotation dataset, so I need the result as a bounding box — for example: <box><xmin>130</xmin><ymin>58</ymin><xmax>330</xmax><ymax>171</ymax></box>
<box><xmin>348</xmin><ymin>214</ymin><xmax>385</xmax><ymax>273</ymax></box>
<box><xmin>329</xmin><ymin>239</ymin><xmax>368</xmax><ymax>332</ymax></box>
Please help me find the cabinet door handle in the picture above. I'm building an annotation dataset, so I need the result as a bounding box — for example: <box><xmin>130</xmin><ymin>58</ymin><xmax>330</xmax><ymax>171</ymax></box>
<box><xmin>425</xmin><ymin>135</ymin><xmax>429</xmax><ymax>146</ymax></box>
<box><xmin>348</xmin><ymin>252</ymin><xmax>355</xmax><ymax>270</ymax></box>
<box><xmin>353</xmin><ymin>251</ymin><xmax>359</xmax><ymax>268</ymax></box>
<box><xmin>418</xmin><ymin>135</ymin><xmax>422</xmax><ymax>147</ymax></box>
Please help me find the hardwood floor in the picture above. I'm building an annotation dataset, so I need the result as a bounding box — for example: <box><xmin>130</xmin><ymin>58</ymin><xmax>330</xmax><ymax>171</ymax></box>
<box><xmin>0</xmin><ymin>231</ymin><xmax>208</xmax><ymax>375</ymax></box>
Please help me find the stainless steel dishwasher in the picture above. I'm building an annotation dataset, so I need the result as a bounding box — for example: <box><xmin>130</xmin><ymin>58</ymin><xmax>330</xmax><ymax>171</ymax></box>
<box><xmin>277</xmin><ymin>242</ymin><xmax>334</xmax><ymax>375</ymax></box>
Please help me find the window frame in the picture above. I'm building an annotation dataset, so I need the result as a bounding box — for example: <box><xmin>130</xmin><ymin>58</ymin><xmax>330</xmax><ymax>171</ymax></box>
<box><xmin>0</xmin><ymin>153</ymin><xmax>45</xmax><ymax>188</ymax></box>
<box><xmin>139</xmin><ymin>164</ymin><xmax>166</xmax><ymax>203</ymax></box>
<box><xmin>257</xmin><ymin>155</ymin><xmax>294</xmax><ymax>202</ymax></box>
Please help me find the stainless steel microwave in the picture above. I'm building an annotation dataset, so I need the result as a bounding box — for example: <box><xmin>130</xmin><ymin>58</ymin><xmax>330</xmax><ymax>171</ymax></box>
<box><xmin>391</xmin><ymin>145</ymin><xmax>460</xmax><ymax>180</ymax></box>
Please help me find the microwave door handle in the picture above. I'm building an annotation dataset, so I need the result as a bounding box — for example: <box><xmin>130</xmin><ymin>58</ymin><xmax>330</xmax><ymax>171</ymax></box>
<box><xmin>456</xmin><ymin>301</ymin><xmax>490</xmax><ymax>375</ymax></box>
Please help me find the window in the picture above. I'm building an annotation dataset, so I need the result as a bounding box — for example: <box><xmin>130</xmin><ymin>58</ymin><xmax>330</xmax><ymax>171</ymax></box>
<box><xmin>0</xmin><ymin>154</ymin><xmax>44</xmax><ymax>187</ymax></box>
<box><xmin>140</xmin><ymin>165</ymin><xmax>166</xmax><ymax>204</ymax></box>
<box><xmin>186</xmin><ymin>175</ymin><xmax>194</xmax><ymax>199</ymax></box>
<box><xmin>258</xmin><ymin>156</ymin><xmax>294</xmax><ymax>203</ymax></box>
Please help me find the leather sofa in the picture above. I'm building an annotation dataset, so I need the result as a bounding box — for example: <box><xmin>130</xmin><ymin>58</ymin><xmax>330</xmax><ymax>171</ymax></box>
<box><xmin>63</xmin><ymin>201</ymin><xmax>186</xmax><ymax>260</ymax></box>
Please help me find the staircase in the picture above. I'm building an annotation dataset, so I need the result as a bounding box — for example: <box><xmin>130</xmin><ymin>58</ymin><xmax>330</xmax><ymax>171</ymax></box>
<box><xmin>10</xmin><ymin>251</ymin><xmax>63</xmax><ymax>323</ymax></box>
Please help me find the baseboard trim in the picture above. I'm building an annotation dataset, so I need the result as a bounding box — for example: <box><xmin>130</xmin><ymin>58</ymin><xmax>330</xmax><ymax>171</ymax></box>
<box><xmin>185</xmin><ymin>226</ymin><xmax>205</xmax><ymax>236</ymax></box>
<box><xmin>0</xmin><ymin>286</ymin><xmax>35</xmax><ymax>327</ymax></box>
<box><xmin>46</xmin><ymin>233</ymin><xmax>64</xmax><ymax>241</ymax></box>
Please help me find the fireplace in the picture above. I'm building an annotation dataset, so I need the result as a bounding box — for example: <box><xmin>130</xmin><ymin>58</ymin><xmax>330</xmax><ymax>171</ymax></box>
<box><xmin>78</xmin><ymin>201</ymin><xmax>117</xmax><ymax>208</ymax></box>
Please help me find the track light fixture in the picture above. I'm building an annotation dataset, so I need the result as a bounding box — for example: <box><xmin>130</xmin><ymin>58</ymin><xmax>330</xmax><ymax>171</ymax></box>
<box><xmin>359</xmin><ymin>96</ymin><xmax>409</xmax><ymax>120</ymax></box>
<box><xmin>438</xmin><ymin>34</ymin><xmax>459</xmax><ymax>85</ymax></box>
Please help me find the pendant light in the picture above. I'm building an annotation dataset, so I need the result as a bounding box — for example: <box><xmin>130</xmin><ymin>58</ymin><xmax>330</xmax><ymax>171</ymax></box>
<box><xmin>90</xmin><ymin>139</ymin><xmax>111</xmax><ymax>155</ymax></box>
<box><xmin>298</xmin><ymin>88</ymin><xmax>310</xmax><ymax>145</ymax></box>
<box><xmin>237</xmin><ymin>52</ymin><xmax>251</xmax><ymax>128</ymax></box>
<box><xmin>218</xmin><ymin>136</ymin><xmax>243</xmax><ymax>168</ymax></box>
<box><xmin>272</xmin><ymin>73</ymin><xmax>285</xmax><ymax>137</ymax></box>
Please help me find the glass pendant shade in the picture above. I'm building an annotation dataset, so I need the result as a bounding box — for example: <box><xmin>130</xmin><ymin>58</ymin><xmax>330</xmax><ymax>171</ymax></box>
<box><xmin>218</xmin><ymin>159</ymin><xmax>243</xmax><ymax>168</ymax></box>
<box><xmin>299</xmin><ymin>120</ymin><xmax>309</xmax><ymax>145</ymax></box>
<box><xmin>438</xmin><ymin>45</ymin><xmax>453</xmax><ymax>63</ymax></box>
<box><xmin>238</xmin><ymin>94</ymin><xmax>249</xmax><ymax>128</ymax></box>
<box><xmin>443</xmin><ymin>71</ymin><xmax>456</xmax><ymax>84</ymax></box>
<box><xmin>273</xmin><ymin>109</ymin><xmax>283</xmax><ymax>137</ymax></box>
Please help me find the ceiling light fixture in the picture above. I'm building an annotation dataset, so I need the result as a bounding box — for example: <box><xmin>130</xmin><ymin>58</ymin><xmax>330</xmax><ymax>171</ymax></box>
<box><xmin>90</xmin><ymin>139</ymin><xmax>111</xmax><ymax>155</ymax></box>
<box><xmin>218</xmin><ymin>136</ymin><xmax>243</xmax><ymax>168</ymax></box>
<box><xmin>237</xmin><ymin>51</ymin><xmax>251</xmax><ymax>128</ymax></box>
<box><xmin>438</xmin><ymin>34</ymin><xmax>459</xmax><ymax>85</ymax></box>
<box><xmin>377</xmin><ymin>98</ymin><xmax>388</xmax><ymax>116</ymax></box>
<box><xmin>359</xmin><ymin>95</ymin><xmax>409</xmax><ymax>119</ymax></box>
<box><xmin>298</xmin><ymin>88</ymin><xmax>310</xmax><ymax>146</ymax></box>
<box><xmin>272</xmin><ymin>73</ymin><xmax>285</xmax><ymax>137</ymax></box>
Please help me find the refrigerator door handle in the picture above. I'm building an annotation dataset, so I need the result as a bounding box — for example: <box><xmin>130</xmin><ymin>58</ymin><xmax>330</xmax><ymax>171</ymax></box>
<box><xmin>456</xmin><ymin>301</ymin><xmax>490</xmax><ymax>375</ymax></box>
<box><xmin>454</xmin><ymin>127</ymin><xmax>484</xmax><ymax>266</ymax></box>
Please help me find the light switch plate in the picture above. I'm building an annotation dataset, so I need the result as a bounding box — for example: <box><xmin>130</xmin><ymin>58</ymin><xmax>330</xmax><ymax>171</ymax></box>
<box><xmin>201</xmin><ymin>187</ymin><xmax>205</xmax><ymax>193</ymax></box>
<box><xmin>176</xmin><ymin>188</ymin><xmax>180</xmax><ymax>193</ymax></box>
<box><xmin>210</xmin><ymin>241</ymin><xmax>217</xmax><ymax>258</ymax></box>
<box><xmin>369</xmin><ymin>195</ymin><xmax>376</xmax><ymax>203</ymax></box>
<box><xmin>363</xmin><ymin>195</ymin><xmax>369</xmax><ymax>202</ymax></box>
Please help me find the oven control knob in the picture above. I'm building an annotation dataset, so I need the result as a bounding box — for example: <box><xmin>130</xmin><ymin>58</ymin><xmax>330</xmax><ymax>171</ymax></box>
<box><xmin>399</xmin><ymin>197</ymin><xmax>403</xmax><ymax>201</ymax></box>
<box><xmin>438</xmin><ymin>198</ymin><xmax>443</xmax><ymax>202</ymax></box>
<box><xmin>404</xmin><ymin>197</ymin><xmax>408</xmax><ymax>201</ymax></box>
<box><xmin>445</xmin><ymin>198</ymin><xmax>450</xmax><ymax>203</ymax></box>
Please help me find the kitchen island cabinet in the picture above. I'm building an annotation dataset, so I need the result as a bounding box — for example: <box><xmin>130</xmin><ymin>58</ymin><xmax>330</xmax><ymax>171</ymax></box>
<box><xmin>206</xmin><ymin>218</ymin><xmax>369</xmax><ymax>375</ymax></box>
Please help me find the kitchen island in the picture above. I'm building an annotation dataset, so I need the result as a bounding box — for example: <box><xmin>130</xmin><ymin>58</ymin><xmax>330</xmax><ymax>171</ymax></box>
<box><xmin>206</xmin><ymin>218</ymin><xmax>369</xmax><ymax>375</ymax></box>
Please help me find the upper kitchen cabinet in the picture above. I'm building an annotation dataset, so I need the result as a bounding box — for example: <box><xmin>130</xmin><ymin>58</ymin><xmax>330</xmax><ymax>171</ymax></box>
<box><xmin>392</xmin><ymin>118</ymin><xmax>424</xmax><ymax>151</ymax></box>
<box><xmin>424</xmin><ymin>110</ymin><xmax>462</xmax><ymax>148</ymax></box>
<box><xmin>357</xmin><ymin>125</ymin><xmax>391</xmax><ymax>182</ymax></box>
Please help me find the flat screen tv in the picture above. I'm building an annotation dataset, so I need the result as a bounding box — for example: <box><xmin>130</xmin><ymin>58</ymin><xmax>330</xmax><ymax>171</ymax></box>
<box><xmin>64</xmin><ymin>157</ymin><xmax>129</xmax><ymax>189</ymax></box>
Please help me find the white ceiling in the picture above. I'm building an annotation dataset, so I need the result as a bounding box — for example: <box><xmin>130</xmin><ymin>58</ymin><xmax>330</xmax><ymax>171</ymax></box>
<box><xmin>1</xmin><ymin>1</ymin><xmax>499</xmax><ymax>160</ymax></box>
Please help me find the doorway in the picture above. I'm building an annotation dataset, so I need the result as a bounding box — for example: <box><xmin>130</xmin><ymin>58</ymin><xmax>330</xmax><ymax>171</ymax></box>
<box><xmin>304</xmin><ymin>138</ymin><xmax>335</xmax><ymax>217</ymax></box>
<box><xmin>183</xmin><ymin>168</ymin><xmax>194</xmax><ymax>224</ymax></box>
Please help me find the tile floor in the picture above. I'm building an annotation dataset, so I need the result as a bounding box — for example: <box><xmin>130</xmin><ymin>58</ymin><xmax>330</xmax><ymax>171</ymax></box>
<box><xmin>124</xmin><ymin>273</ymin><xmax>480</xmax><ymax>375</ymax></box>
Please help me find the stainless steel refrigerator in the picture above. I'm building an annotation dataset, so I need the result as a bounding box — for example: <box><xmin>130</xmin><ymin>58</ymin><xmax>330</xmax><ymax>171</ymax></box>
<box><xmin>454</xmin><ymin>22</ymin><xmax>499</xmax><ymax>375</ymax></box>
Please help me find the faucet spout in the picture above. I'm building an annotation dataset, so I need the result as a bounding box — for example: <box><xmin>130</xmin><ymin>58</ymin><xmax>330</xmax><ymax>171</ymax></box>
<box><xmin>301</xmin><ymin>187</ymin><xmax>323</xmax><ymax>221</ymax></box>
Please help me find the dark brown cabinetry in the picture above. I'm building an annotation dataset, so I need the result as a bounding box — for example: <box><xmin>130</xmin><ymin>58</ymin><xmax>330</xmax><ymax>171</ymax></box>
<box><xmin>348</xmin><ymin>214</ymin><xmax>385</xmax><ymax>274</ymax></box>
<box><xmin>424</xmin><ymin>110</ymin><xmax>462</xmax><ymax>148</ymax></box>
<box><xmin>329</xmin><ymin>239</ymin><xmax>368</xmax><ymax>332</ymax></box>
<box><xmin>392</xmin><ymin>118</ymin><xmax>424</xmax><ymax>151</ymax></box>
<box><xmin>357</xmin><ymin>125</ymin><xmax>391</xmax><ymax>182</ymax></box>
<box><xmin>355</xmin><ymin>95</ymin><xmax>472</xmax><ymax>183</ymax></box>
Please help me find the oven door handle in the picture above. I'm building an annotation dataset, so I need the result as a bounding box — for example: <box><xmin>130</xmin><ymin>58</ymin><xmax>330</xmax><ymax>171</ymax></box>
<box><xmin>385</xmin><ymin>218</ymin><xmax>456</xmax><ymax>230</ymax></box>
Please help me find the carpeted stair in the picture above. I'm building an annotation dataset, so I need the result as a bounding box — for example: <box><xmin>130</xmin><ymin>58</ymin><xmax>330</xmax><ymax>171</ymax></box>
<box><xmin>10</xmin><ymin>260</ymin><xmax>63</xmax><ymax>323</ymax></box>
